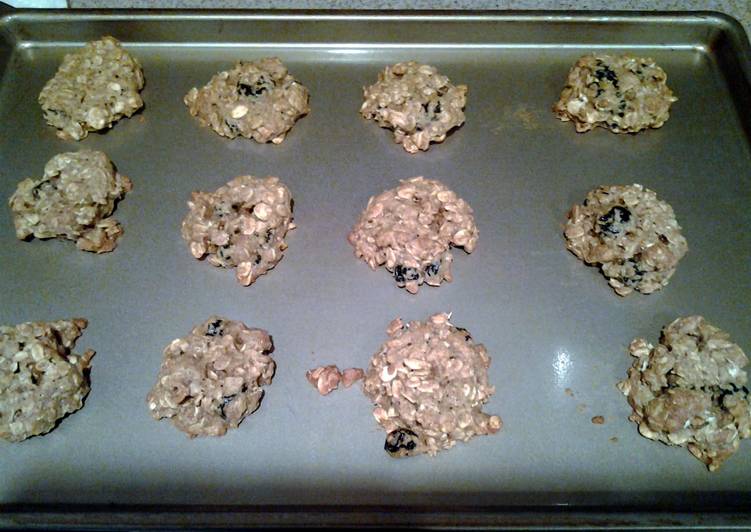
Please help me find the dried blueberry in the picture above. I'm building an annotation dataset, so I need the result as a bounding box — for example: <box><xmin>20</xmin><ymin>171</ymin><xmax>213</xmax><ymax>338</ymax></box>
<box><xmin>219</xmin><ymin>394</ymin><xmax>235</xmax><ymax>419</ymax></box>
<box><xmin>456</xmin><ymin>326</ymin><xmax>472</xmax><ymax>342</ymax></box>
<box><xmin>424</xmin><ymin>261</ymin><xmax>441</xmax><ymax>277</ymax></box>
<box><xmin>597</xmin><ymin>206</ymin><xmax>632</xmax><ymax>237</ymax></box>
<box><xmin>237</xmin><ymin>80</ymin><xmax>269</xmax><ymax>97</ymax></box>
<box><xmin>206</xmin><ymin>320</ymin><xmax>224</xmax><ymax>337</ymax></box>
<box><xmin>620</xmin><ymin>257</ymin><xmax>646</xmax><ymax>287</ymax></box>
<box><xmin>595</xmin><ymin>65</ymin><xmax>619</xmax><ymax>87</ymax></box>
<box><xmin>394</xmin><ymin>265</ymin><xmax>419</xmax><ymax>285</ymax></box>
<box><xmin>385</xmin><ymin>428</ymin><xmax>420</xmax><ymax>457</ymax></box>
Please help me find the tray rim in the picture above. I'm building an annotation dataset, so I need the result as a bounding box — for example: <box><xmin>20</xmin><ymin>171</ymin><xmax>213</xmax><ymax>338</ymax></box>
<box><xmin>0</xmin><ymin>7</ymin><xmax>750</xmax><ymax>529</ymax></box>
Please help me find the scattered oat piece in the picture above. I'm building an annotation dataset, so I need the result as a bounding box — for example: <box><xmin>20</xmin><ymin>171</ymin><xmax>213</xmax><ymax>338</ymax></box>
<box><xmin>362</xmin><ymin>313</ymin><xmax>501</xmax><ymax>458</ymax></box>
<box><xmin>348</xmin><ymin>177</ymin><xmax>477</xmax><ymax>294</ymax></box>
<box><xmin>306</xmin><ymin>365</ymin><xmax>364</xmax><ymax>395</ymax></box>
<box><xmin>181</xmin><ymin>175</ymin><xmax>294</xmax><ymax>286</ymax></box>
<box><xmin>592</xmin><ymin>415</ymin><xmax>605</xmax><ymax>425</ymax></box>
<box><xmin>618</xmin><ymin>316</ymin><xmax>751</xmax><ymax>471</ymax></box>
<box><xmin>341</xmin><ymin>367</ymin><xmax>365</xmax><ymax>388</ymax></box>
<box><xmin>564</xmin><ymin>387</ymin><xmax>575</xmax><ymax>397</ymax></box>
<box><xmin>39</xmin><ymin>36</ymin><xmax>144</xmax><ymax>140</ymax></box>
<box><xmin>306</xmin><ymin>365</ymin><xmax>341</xmax><ymax>396</ymax></box>
<box><xmin>9</xmin><ymin>151</ymin><xmax>133</xmax><ymax>253</ymax></box>
<box><xmin>564</xmin><ymin>184</ymin><xmax>687</xmax><ymax>296</ymax></box>
<box><xmin>146</xmin><ymin>317</ymin><xmax>275</xmax><ymax>438</ymax></box>
<box><xmin>184</xmin><ymin>57</ymin><xmax>309</xmax><ymax>144</ymax></box>
<box><xmin>1</xmin><ymin>319</ymin><xmax>94</xmax><ymax>442</ymax></box>
<box><xmin>609</xmin><ymin>436</ymin><xmax>619</xmax><ymax>443</ymax></box>
<box><xmin>360</xmin><ymin>61</ymin><xmax>467</xmax><ymax>153</ymax></box>
<box><xmin>553</xmin><ymin>54</ymin><xmax>676</xmax><ymax>134</ymax></box>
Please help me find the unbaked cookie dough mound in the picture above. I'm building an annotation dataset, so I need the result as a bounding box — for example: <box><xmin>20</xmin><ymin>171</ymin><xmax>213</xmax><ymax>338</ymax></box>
<box><xmin>564</xmin><ymin>184</ymin><xmax>687</xmax><ymax>296</ymax></box>
<box><xmin>39</xmin><ymin>36</ymin><xmax>144</xmax><ymax>141</ymax></box>
<box><xmin>362</xmin><ymin>313</ymin><xmax>502</xmax><ymax>458</ymax></box>
<box><xmin>360</xmin><ymin>61</ymin><xmax>467</xmax><ymax>153</ymax></box>
<box><xmin>618</xmin><ymin>316</ymin><xmax>751</xmax><ymax>471</ymax></box>
<box><xmin>181</xmin><ymin>175</ymin><xmax>294</xmax><ymax>286</ymax></box>
<box><xmin>9</xmin><ymin>150</ymin><xmax>133</xmax><ymax>253</ymax></box>
<box><xmin>147</xmin><ymin>317</ymin><xmax>276</xmax><ymax>438</ymax></box>
<box><xmin>0</xmin><ymin>319</ymin><xmax>94</xmax><ymax>442</ymax></box>
<box><xmin>348</xmin><ymin>177</ymin><xmax>477</xmax><ymax>294</ymax></box>
<box><xmin>553</xmin><ymin>54</ymin><xmax>677</xmax><ymax>134</ymax></box>
<box><xmin>184</xmin><ymin>57</ymin><xmax>310</xmax><ymax>143</ymax></box>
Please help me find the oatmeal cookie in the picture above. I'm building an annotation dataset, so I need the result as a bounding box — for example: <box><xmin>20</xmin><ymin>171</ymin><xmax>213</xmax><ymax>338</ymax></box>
<box><xmin>362</xmin><ymin>313</ymin><xmax>502</xmax><ymax>457</ymax></box>
<box><xmin>184</xmin><ymin>57</ymin><xmax>310</xmax><ymax>143</ymax></box>
<box><xmin>0</xmin><ymin>319</ymin><xmax>94</xmax><ymax>442</ymax></box>
<box><xmin>360</xmin><ymin>61</ymin><xmax>467</xmax><ymax>153</ymax></box>
<box><xmin>146</xmin><ymin>317</ymin><xmax>275</xmax><ymax>438</ymax></box>
<box><xmin>9</xmin><ymin>150</ymin><xmax>133</xmax><ymax>253</ymax></box>
<box><xmin>564</xmin><ymin>184</ymin><xmax>687</xmax><ymax>296</ymax></box>
<box><xmin>181</xmin><ymin>175</ymin><xmax>294</xmax><ymax>286</ymax></box>
<box><xmin>618</xmin><ymin>316</ymin><xmax>750</xmax><ymax>471</ymax></box>
<box><xmin>39</xmin><ymin>36</ymin><xmax>144</xmax><ymax>141</ymax></box>
<box><xmin>553</xmin><ymin>54</ymin><xmax>676</xmax><ymax>133</ymax></box>
<box><xmin>348</xmin><ymin>177</ymin><xmax>477</xmax><ymax>294</ymax></box>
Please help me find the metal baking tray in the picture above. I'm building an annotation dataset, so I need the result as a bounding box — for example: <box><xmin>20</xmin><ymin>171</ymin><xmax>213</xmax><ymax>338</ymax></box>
<box><xmin>1</xmin><ymin>8</ymin><xmax>750</xmax><ymax>529</ymax></box>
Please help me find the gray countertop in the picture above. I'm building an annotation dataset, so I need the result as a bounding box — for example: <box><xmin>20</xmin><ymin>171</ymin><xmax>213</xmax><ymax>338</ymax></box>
<box><xmin>60</xmin><ymin>0</ymin><xmax>751</xmax><ymax>38</ymax></box>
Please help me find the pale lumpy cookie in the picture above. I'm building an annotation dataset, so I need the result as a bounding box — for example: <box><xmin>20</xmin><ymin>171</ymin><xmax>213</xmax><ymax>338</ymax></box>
<box><xmin>553</xmin><ymin>54</ymin><xmax>677</xmax><ymax>134</ymax></box>
<box><xmin>564</xmin><ymin>184</ymin><xmax>687</xmax><ymax>296</ymax></box>
<box><xmin>39</xmin><ymin>36</ymin><xmax>144</xmax><ymax>141</ymax></box>
<box><xmin>362</xmin><ymin>313</ymin><xmax>502</xmax><ymax>457</ymax></box>
<box><xmin>360</xmin><ymin>61</ymin><xmax>467</xmax><ymax>153</ymax></box>
<box><xmin>1</xmin><ymin>319</ymin><xmax>94</xmax><ymax>442</ymax></box>
<box><xmin>618</xmin><ymin>316</ymin><xmax>751</xmax><ymax>471</ymax></box>
<box><xmin>9</xmin><ymin>151</ymin><xmax>133</xmax><ymax>253</ymax></box>
<box><xmin>184</xmin><ymin>57</ymin><xmax>310</xmax><ymax>144</ymax></box>
<box><xmin>181</xmin><ymin>175</ymin><xmax>294</xmax><ymax>286</ymax></box>
<box><xmin>348</xmin><ymin>177</ymin><xmax>477</xmax><ymax>294</ymax></box>
<box><xmin>147</xmin><ymin>317</ymin><xmax>275</xmax><ymax>438</ymax></box>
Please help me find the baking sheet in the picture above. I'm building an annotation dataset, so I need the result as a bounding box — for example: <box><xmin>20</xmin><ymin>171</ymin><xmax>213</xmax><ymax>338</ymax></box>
<box><xmin>0</xmin><ymin>9</ymin><xmax>750</xmax><ymax>525</ymax></box>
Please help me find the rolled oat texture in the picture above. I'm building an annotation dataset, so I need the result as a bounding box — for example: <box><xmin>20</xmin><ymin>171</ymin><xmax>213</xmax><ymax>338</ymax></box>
<box><xmin>146</xmin><ymin>317</ymin><xmax>276</xmax><ymax>438</ymax></box>
<box><xmin>348</xmin><ymin>176</ymin><xmax>478</xmax><ymax>294</ymax></box>
<box><xmin>9</xmin><ymin>150</ymin><xmax>133</xmax><ymax>253</ymax></box>
<box><xmin>184</xmin><ymin>57</ymin><xmax>310</xmax><ymax>143</ymax></box>
<box><xmin>362</xmin><ymin>313</ymin><xmax>502</xmax><ymax>458</ymax></box>
<box><xmin>39</xmin><ymin>36</ymin><xmax>144</xmax><ymax>141</ymax></box>
<box><xmin>0</xmin><ymin>319</ymin><xmax>94</xmax><ymax>442</ymax></box>
<box><xmin>553</xmin><ymin>54</ymin><xmax>677</xmax><ymax>134</ymax></box>
<box><xmin>564</xmin><ymin>184</ymin><xmax>687</xmax><ymax>296</ymax></box>
<box><xmin>360</xmin><ymin>61</ymin><xmax>467</xmax><ymax>153</ymax></box>
<box><xmin>618</xmin><ymin>316</ymin><xmax>751</xmax><ymax>471</ymax></box>
<box><xmin>306</xmin><ymin>365</ymin><xmax>364</xmax><ymax>395</ymax></box>
<box><xmin>181</xmin><ymin>175</ymin><xmax>295</xmax><ymax>286</ymax></box>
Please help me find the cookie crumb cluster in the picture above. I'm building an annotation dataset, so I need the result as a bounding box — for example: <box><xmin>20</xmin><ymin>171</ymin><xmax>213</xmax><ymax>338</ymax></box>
<box><xmin>185</xmin><ymin>57</ymin><xmax>310</xmax><ymax>144</ymax></box>
<box><xmin>348</xmin><ymin>177</ymin><xmax>478</xmax><ymax>294</ymax></box>
<box><xmin>181</xmin><ymin>175</ymin><xmax>295</xmax><ymax>286</ymax></box>
<box><xmin>147</xmin><ymin>317</ymin><xmax>276</xmax><ymax>438</ymax></box>
<box><xmin>362</xmin><ymin>313</ymin><xmax>502</xmax><ymax>457</ymax></box>
<box><xmin>360</xmin><ymin>61</ymin><xmax>467</xmax><ymax>153</ymax></box>
<box><xmin>618</xmin><ymin>316</ymin><xmax>751</xmax><ymax>471</ymax></box>
<box><xmin>553</xmin><ymin>54</ymin><xmax>676</xmax><ymax>134</ymax></box>
<box><xmin>306</xmin><ymin>365</ymin><xmax>364</xmax><ymax>395</ymax></box>
<box><xmin>0</xmin><ymin>319</ymin><xmax>94</xmax><ymax>442</ymax></box>
<box><xmin>39</xmin><ymin>36</ymin><xmax>144</xmax><ymax>140</ymax></box>
<box><xmin>9</xmin><ymin>150</ymin><xmax>133</xmax><ymax>253</ymax></box>
<box><xmin>564</xmin><ymin>184</ymin><xmax>687</xmax><ymax>296</ymax></box>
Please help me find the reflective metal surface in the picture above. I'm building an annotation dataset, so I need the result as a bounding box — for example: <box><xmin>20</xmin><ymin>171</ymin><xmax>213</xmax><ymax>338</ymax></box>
<box><xmin>0</xmin><ymin>9</ymin><xmax>749</xmax><ymax>525</ymax></box>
